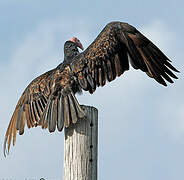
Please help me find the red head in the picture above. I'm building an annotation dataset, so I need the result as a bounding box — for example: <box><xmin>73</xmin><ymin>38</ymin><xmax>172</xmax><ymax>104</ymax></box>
<box><xmin>69</xmin><ymin>37</ymin><xmax>84</xmax><ymax>50</ymax></box>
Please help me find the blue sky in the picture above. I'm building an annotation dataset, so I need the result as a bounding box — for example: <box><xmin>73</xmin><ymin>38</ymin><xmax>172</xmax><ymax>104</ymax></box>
<box><xmin>0</xmin><ymin>0</ymin><xmax>183</xmax><ymax>179</ymax></box>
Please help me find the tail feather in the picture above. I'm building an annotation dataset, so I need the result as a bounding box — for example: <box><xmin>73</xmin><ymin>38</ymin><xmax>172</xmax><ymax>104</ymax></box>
<box><xmin>58</xmin><ymin>92</ymin><xmax>85</xmax><ymax>129</ymax></box>
<box><xmin>63</xmin><ymin>96</ymin><xmax>70</xmax><ymax>128</ymax></box>
<box><xmin>70</xmin><ymin>92</ymin><xmax>85</xmax><ymax>119</ymax></box>
<box><xmin>56</xmin><ymin>91</ymin><xmax>86</xmax><ymax>130</ymax></box>
<box><xmin>68</xmin><ymin>93</ymin><xmax>77</xmax><ymax>124</ymax></box>
<box><xmin>48</xmin><ymin>99</ymin><xmax>57</xmax><ymax>133</ymax></box>
<box><xmin>57</xmin><ymin>94</ymin><xmax>64</xmax><ymax>131</ymax></box>
<box><xmin>51</xmin><ymin>98</ymin><xmax>58</xmax><ymax>132</ymax></box>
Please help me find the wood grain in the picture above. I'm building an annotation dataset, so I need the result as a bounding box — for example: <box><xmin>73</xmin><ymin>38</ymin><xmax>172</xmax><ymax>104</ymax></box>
<box><xmin>64</xmin><ymin>105</ymin><xmax>98</xmax><ymax>180</ymax></box>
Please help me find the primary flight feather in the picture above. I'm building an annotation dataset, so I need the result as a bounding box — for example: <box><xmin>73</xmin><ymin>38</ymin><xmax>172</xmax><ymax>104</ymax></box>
<box><xmin>4</xmin><ymin>21</ymin><xmax>179</xmax><ymax>156</ymax></box>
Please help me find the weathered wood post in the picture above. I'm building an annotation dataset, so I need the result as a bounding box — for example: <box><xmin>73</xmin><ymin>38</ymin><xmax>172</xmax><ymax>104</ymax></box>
<box><xmin>64</xmin><ymin>105</ymin><xmax>98</xmax><ymax>180</ymax></box>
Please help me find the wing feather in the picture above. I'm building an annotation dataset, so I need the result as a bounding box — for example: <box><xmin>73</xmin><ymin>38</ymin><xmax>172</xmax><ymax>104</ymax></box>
<box><xmin>4</xmin><ymin>69</ymin><xmax>54</xmax><ymax>156</ymax></box>
<box><xmin>25</xmin><ymin>104</ymin><xmax>32</xmax><ymax>128</ymax></box>
<box><xmin>63</xmin><ymin>96</ymin><xmax>70</xmax><ymax>128</ymax></box>
<box><xmin>57</xmin><ymin>94</ymin><xmax>64</xmax><ymax>131</ymax></box>
<box><xmin>4</xmin><ymin>65</ymin><xmax>86</xmax><ymax>156</ymax></box>
<box><xmin>70</xmin><ymin>21</ymin><xmax>178</xmax><ymax>93</ymax></box>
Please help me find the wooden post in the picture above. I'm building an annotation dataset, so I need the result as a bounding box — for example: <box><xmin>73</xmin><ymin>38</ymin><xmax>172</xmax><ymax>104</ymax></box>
<box><xmin>63</xmin><ymin>105</ymin><xmax>98</xmax><ymax>180</ymax></box>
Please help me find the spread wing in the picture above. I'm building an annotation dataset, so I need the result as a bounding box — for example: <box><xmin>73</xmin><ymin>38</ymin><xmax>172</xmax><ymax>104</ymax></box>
<box><xmin>4</xmin><ymin>65</ymin><xmax>85</xmax><ymax>156</ymax></box>
<box><xmin>3</xmin><ymin>69</ymin><xmax>54</xmax><ymax>155</ymax></box>
<box><xmin>70</xmin><ymin>21</ymin><xmax>179</xmax><ymax>93</ymax></box>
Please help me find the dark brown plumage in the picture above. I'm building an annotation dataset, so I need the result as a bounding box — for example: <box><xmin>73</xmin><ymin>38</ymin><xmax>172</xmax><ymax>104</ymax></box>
<box><xmin>4</xmin><ymin>21</ymin><xmax>179</xmax><ymax>156</ymax></box>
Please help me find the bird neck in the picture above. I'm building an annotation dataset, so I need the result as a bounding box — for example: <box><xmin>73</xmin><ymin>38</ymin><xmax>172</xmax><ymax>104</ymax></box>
<box><xmin>63</xmin><ymin>50</ymin><xmax>79</xmax><ymax>64</ymax></box>
<box><xmin>63</xmin><ymin>53</ymin><xmax>76</xmax><ymax>63</ymax></box>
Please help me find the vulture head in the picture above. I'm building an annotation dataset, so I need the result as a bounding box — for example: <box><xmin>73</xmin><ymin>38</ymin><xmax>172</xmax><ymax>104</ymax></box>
<box><xmin>64</xmin><ymin>37</ymin><xmax>84</xmax><ymax>63</ymax></box>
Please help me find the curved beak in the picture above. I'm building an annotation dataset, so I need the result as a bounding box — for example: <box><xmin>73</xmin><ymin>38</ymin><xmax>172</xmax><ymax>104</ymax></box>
<box><xmin>69</xmin><ymin>37</ymin><xmax>84</xmax><ymax>50</ymax></box>
<box><xmin>77</xmin><ymin>41</ymin><xmax>84</xmax><ymax>50</ymax></box>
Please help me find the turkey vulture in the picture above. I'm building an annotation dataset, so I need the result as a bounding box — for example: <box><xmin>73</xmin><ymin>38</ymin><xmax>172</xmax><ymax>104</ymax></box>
<box><xmin>4</xmin><ymin>21</ymin><xmax>179</xmax><ymax>156</ymax></box>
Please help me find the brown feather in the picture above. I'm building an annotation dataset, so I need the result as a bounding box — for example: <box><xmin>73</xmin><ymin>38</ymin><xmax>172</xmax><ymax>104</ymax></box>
<box><xmin>41</xmin><ymin>99</ymin><xmax>50</xmax><ymax>129</ymax></box>
<box><xmin>41</xmin><ymin>95</ymin><xmax>47</xmax><ymax>107</ymax></box>
<box><xmin>63</xmin><ymin>96</ymin><xmax>70</xmax><ymax>128</ymax></box>
<box><xmin>12</xmin><ymin>115</ymin><xmax>18</xmax><ymax>146</ymax></box>
<box><xmin>68</xmin><ymin>93</ymin><xmax>78</xmax><ymax>124</ymax></box>
<box><xmin>114</xmin><ymin>54</ymin><xmax>123</xmax><ymax>77</ymax></box>
<box><xmin>87</xmin><ymin>73</ymin><xmax>95</xmax><ymax>90</ymax></box>
<box><xmin>37</xmin><ymin>99</ymin><xmax>44</xmax><ymax>112</ymax></box>
<box><xmin>28</xmin><ymin>103</ymin><xmax>34</xmax><ymax>128</ymax></box>
<box><xmin>48</xmin><ymin>100</ymin><xmax>55</xmax><ymax>132</ymax></box>
<box><xmin>94</xmin><ymin>67</ymin><xmax>99</xmax><ymax>87</ymax></box>
<box><xmin>16</xmin><ymin>106</ymin><xmax>23</xmax><ymax>130</ymax></box>
<box><xmin>106</xmin><ymin>59</ymin><xmax>114</xmax><ymax>82</ymax></box>
<box><xmin>32</xmin><ymin>101</ymin><xmax>40</xmax><ymax>122</ymax></box>
<box><xmin>102</xmin><ymin>60</ymin><xmax>107</xmax><ymax>85</ymax></box>
<box><xmin>49</xmin><ymin>98</ymin><xmax>57</xmax><ymax>132</ymax></box>
<box><xmin>5</xmin><ymin>107</ymin><xmax>18</xmax><ymax>154</ymax></box>
<box><xmin>57</xmin><ymin>95</ymin><xmax>64</xmax><ymax>131</ymax></box>
<box><xmin>35</xmin><ymin>100</ymin><xmax>41</xmax><ymax>117</ymax></box>
<box><xmin>98</xmin><ymin>67</ymin><xmax>103</xmax><ymax>86</ymax></box>
<box><xmin>30</xmin><ymin>101</ymin><xmax>36</xmax><ymax>125</ymax></box>
<box><xmin>5</xmin><ymin>119</ymin><xmax>13</xmax><ymax>154</ymax></box>
<box><xmin>141</xmin><ymin>46</ymin><xmax>174</xmax><ymax>83</ymax></box>
<box><xmin>78</xmin><ymin>72</ymin><xmax>88</xmax><ymax>90</ymax></box>
<box><xmin>138</xmin><ymin>47</ymin><xmax>167</xmax><ymax>86</ymax></box>
<box><xmin>25</xmin><ymin>104</ymin><xmax>32</xmax><ymax>128</ymax></box>
<box><xmin>19</xmin><ymin>110</ymin><xmax>25</xmax><ymax>135</ymax></box>
<box><xmin>70</xmin><ymin>92</ymin><xmax>85</xmax><ymax>119</ymax></box>
<box><xmin>10</xmin><ymin>117</ymin><xmax>17</xmax><ymax>152</ymax></box>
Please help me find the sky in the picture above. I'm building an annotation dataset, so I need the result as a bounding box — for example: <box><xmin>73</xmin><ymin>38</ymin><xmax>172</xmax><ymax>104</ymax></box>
<box><xmin>0</xmin><ymin>0</ymin><xmax>183</xmax><ymax>179</ymax></box>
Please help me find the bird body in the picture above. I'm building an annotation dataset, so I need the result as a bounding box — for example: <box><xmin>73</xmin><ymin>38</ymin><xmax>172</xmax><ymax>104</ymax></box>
<box><xmin>4</xmin><ymin>21</ymin><xmax>179</xmax><ymax>156</ymax></box>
